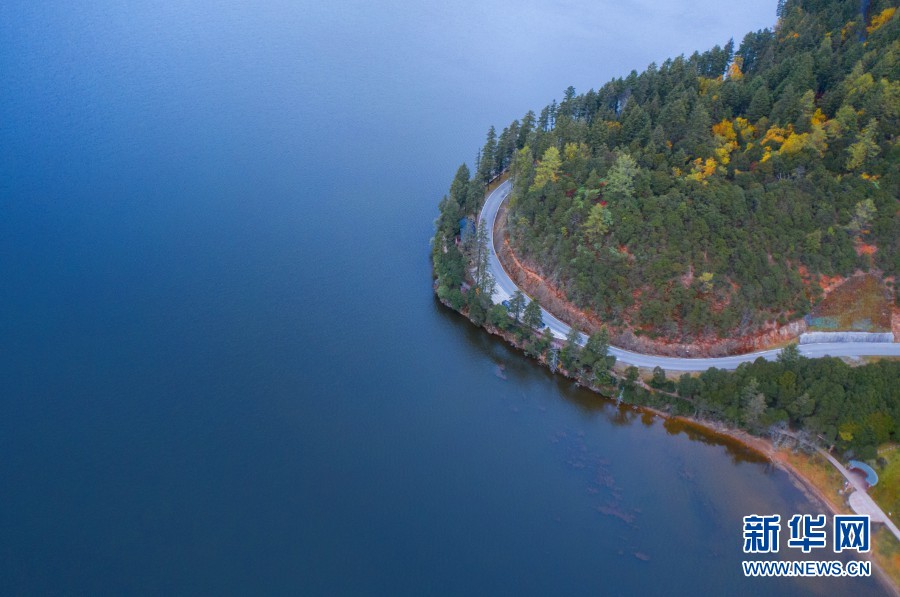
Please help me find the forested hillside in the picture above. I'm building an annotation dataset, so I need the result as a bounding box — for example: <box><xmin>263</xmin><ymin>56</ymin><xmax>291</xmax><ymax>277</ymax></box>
<box><xmin>633</xmin><ymin>347</ymin><xmax>899</xmax><ymax>460</ymax></box>
<box><xmin>435</xmin><ymin>0</ymin><xmax>898</xmax><ymax>344</ymax></box>
<box><xmin>431</xmin><ymin>0</ymin><xmax>900</xmax><ymax>460</ymax></box>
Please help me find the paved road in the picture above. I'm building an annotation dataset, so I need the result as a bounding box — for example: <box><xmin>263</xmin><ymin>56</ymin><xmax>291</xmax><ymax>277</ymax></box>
<box><xmin>818</xmin><ymin>449</ymin><xmax>900</xmax><ymax>542</ymax></box>
<box><xmin>479</xmin><ymin>179</ymin><xmax>900</xmax><ymax>371</ymax></box>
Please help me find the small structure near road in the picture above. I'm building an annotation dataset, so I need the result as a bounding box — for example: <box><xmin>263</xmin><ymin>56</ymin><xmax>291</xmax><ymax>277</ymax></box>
<box><xmin>847</xmin><ymin>460</ymin><xmax>879</xmax><ymax>488</ymax></box>
<box><xmin>799</xmin><ymin>331</ymin><xmax>894</xmax><ymax>344</ymax></box>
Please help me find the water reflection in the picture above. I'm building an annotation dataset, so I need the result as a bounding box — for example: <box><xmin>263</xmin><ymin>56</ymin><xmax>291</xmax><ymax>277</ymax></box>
<box><xmin>437</xmin><ymin>294</ymin><xmax>771</xmax><ymax>462</ymax></box>
<box><xmin>663</xmin><ymin>418</ymin><xmax>770</xmax><ymax>465</ymax></box>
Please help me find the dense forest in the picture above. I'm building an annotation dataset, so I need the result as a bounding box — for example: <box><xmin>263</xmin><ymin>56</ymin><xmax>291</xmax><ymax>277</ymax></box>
<box><xmin>435</xmin><ymin>0</ymin><xmax>898</xmax><ymax>344</ymax></box>
<box><xmin>629</xmin><ymin>347</ymin><xmax>899</xmax><ymax>460</ymax></box>
<box><xmin>432</xmin><ymin>0</ymin><xmax>899</xmax><ymax>458</ymax></box>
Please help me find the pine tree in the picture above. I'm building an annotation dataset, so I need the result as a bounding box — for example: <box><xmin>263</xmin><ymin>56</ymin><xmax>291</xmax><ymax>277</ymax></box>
<box><xmin>846</xmin><ymin>119</ymin><xmax>880</xmax><ymax>170</ymax></box>
<box><xmin>604</xmin><ymin>152</ymin><xmax>638</xmax><ymax>199</ymax></box>
<box><xmin>508</xmin><ymin>290</ymin><xmax>526</xmax><ymax>324</ymax></box>
<box><xmin>747</xmin><ymin>86</ymin><xmax>772</xmax><ymax>122</ymax></box>
<box><xmin>741</xmin><ymin>378</ymin><xmax>767</xmax><ymax>428</ymax></box>
<box><xmin>560</xmin><ymin>327</ymin><xmax>582</xmax><ymax>371</ymax></box>
<box><xmin>523</xmin><ymin>299</ymin><xmax>543</xmax><ymax>330</ymax></box>
<box><xmin>477</xmin><ymin>126</ymin><xmax>497</xmax><ymax>183</ymax></box>
<box><xmin>473</xmin><ymin>219</ymin><xmax>494</xmax><ymax>296</ymax></box>
<box><xmin>583</xmin><ymin>327</ymin><xmax>610</xmax><ymax>371</ymax></box>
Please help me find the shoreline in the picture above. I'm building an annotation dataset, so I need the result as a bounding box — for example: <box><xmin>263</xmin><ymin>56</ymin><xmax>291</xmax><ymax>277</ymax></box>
<box><xmin>435</xmin><ymin>293</ymin><xmax>899</xmax><ymax>595</ymax></box>
<box><xmin>673</xmin><ymin>416</ymin><xmax>900</xmax><ymax>596</ymax></box>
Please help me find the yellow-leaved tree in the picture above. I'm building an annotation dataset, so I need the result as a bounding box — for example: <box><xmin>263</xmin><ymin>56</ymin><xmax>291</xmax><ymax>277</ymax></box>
<box><xmin>530</xmin><ymin>146</ymin><xmax>561</xmax><ymax>191</ymax></box>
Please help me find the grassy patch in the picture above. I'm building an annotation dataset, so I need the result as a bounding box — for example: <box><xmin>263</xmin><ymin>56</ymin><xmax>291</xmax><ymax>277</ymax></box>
<box><xmin>779</xmin><ymin>450</ymin><xmax>853</xmax><ymax>513</ymax></box>
<box><xmin>870</xmin><ymin>445</ymin><xmax>900</xmax><ymax>527</ymax></box>
<box><xmin>808</xmin><ymin>274</ymin><xmax>892</xmax><ymax>332</ymax></box>
<box><xmin>872</xmin><ymin>527</ymin><xmax>900</xmax><ymax>591</ymax></box>
<box><xmin>781</xmin><ymin>448</ymin><xmax>899</xmax><ymax>590</ymax></box>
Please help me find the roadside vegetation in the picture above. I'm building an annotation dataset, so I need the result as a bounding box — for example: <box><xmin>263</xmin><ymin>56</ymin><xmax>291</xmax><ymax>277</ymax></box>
<box><xmin>870</xmin><ymin>445</ymin><xmax>900</xmax><ymax>524</ymax></box>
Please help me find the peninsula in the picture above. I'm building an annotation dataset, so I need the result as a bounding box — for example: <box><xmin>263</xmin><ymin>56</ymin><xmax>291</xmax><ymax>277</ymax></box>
<box><xmin>432</xmin><ymin>0</ymin><xmax>899</xmax><ymax>586</ymax></box>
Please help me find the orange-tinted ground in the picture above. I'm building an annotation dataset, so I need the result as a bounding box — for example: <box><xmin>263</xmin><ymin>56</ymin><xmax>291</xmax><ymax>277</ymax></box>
<box><xmin>808</xmin><ymin>273</ymin><xmax>893</xmax><ymax>333</ymax></box>
<box><xmin>495</xmin><ymin>203</ymin><xmax>806</xmax><ymax>356</ymax></box>
<box><xmin>495</xmin><ymin>201</ymin><xmax>897</xmax><ymax>354</ymax></box>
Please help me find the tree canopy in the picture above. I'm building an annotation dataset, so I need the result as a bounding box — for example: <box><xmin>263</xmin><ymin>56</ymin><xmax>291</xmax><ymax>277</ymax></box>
<box><xmin>488</xmin><ymin>0</ymin><xmax>898</xmax><ymax>343</ymax></box>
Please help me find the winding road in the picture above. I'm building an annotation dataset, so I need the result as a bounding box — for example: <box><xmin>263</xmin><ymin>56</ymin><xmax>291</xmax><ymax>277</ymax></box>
<box><xmin>480</xmin><ymin>179</ymin><xmax>900</xmax><ymax>371</ymax></box>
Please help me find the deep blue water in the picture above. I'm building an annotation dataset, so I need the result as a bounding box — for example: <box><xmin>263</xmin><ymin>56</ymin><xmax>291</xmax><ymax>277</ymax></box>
<box><xmin>0</xmin><ymin>2</ymin><xmax>887</xmax><ymax>595</ymax></box>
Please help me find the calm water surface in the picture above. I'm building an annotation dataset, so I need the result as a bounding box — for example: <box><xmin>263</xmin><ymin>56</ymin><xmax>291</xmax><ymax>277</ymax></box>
<box><xmin>0</xmin><ymin>1</ymin><xmax>887</xmax><ymax>595</ymax></box>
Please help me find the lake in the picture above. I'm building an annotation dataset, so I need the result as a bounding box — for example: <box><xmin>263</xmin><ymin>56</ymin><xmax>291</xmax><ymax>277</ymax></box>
<box><xmin>0</xmin><ymin>1</ymin><xmax>887</xmax><ymax>594</ymax></box>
